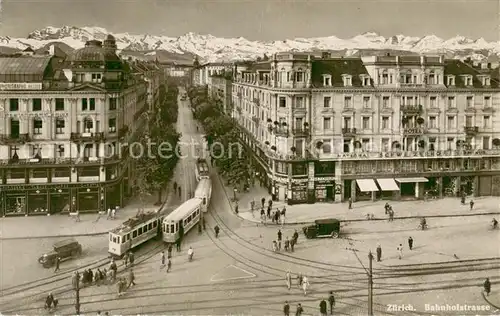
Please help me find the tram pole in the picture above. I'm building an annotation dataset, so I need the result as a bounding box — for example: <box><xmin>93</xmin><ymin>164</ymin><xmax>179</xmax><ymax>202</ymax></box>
<box><xmin>75</xmin><ymin>271</ymin><xmax>81</xmax><ymax>315</ymax></box>
<box><xmin>368</xmin><ymin>251</ymin><xmax>374</xmax><ymax>316</ymax></box>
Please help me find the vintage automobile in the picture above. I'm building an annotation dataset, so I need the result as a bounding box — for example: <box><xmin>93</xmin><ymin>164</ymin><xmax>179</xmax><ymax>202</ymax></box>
<box><xmin>38</xmin><ymin>238</ymin><xmax>82</xmax><ymax>268</ymax></box>
<box><xmin>303</xmin><ymin>219</ymin><xmax>341</xmax><ymax>239</ymax></box>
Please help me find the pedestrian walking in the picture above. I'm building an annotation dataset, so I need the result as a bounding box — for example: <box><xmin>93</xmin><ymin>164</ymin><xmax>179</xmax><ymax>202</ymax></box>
<box><xmin>470</xmin><ymin>200</ymin><xmax>474</xmax><ymax>210</ymax></box>
<box><xmin>176</xmin><ymin>238</ymin><xmax>182</xmax><ymax>251</ymax></box>
<box><xmin>269</xmin><ymin>199</ymin><xmax>273</xmax><ymax>208</ymax></box>
<box><xmin>293</xmin><ymin>230</ymin><xmax>299</xmax><ymax>245</ymax></box>
<box><xmin>250</xmin><ymin>200</ymin><xmax>255</xmax><ymax>213</ymax></box>
<box><xmin>107</xmin><ymin>208</ymin><xmax>111</xmax><ymax>220</ymax></box>
<box><xmin>283</xmin><ymin>301</ymin><xmax>290</xmax><ymax>316</ymax></box>
<box><xmin>285</xmin><ymin>271</ymin><xmax>292</xmax><ymax>290</ymax></box>
<box><xmin>271</xmin><ymin>211</ymin><xmax>276</xmax><ymax>224</ymax></box>
<box><xmin>320</xmin><ymin>299</ymin><xmax>328</xmax><ymax>316</ymax></box>
<box><xmin>277</xmin><ymin>230</ymin><xmax>282</xmax><ymax>250</ymax></box>
<box><xmin>275</xmin><ymin>211</ymin><xmax>280</xmax><ymax>224</ymax></box>
<box><xmin>272</xmin><ymin>240</ymin><xmax>278</xmax><ymax>252</ymax></box>
<box><xmin>284</xmin><ymin>237</ymin><xmax>290</xmax><ymax>251</ymax></box>
<box><xmin>302</xmin><ymin>275</ymin><xmax>309</xmax><ymax>295</ymax></box>
<box><xmin>484</xmin><ymin>278</ymin><xmax>491</xmax><ymax>296</ymax></box>
<box><xmin>166</xmin><ymin>258</ymin><xmax>172</xmax><ymax>272</ymax></box>
<box><xmin>214</xmin><ymin>225</ymin><xmax>220</xmax><ymax>238</ymax></box>
<box><xmin>328</xmin><ymin>291</ymin><xmax>336</xmax><ymax>315</ymax></box>
<box><xmin>408</xmin><ymin>237</ymin><xmax>413</xmax><ymax>250</ymax></box>
<box><xmin>54</xmin><ymin>257</ymin><xmax>61</xmax><ymax>273</ymax></box>
<box><xmin>376</xmin><ymin>244</ymin><xmax>382</xmax><ymax>262</ymax></box>
<box><xmin>160</xmin><ymin>251</ymin><xmax>165</xmax><ymax>268</ymax></box>
<box><xmin>297</xmin><ymin>273</ymin><xmax>303</xmax><ymax>288</ymax></box>
<box><xmin>260</xmin><ymin>208</ymin><xmax>265</xmax><ymax>223</ymax></box>
<box><xmin>127</xmin><ymin>269</ymin><xmax>136</xmax><ymax>288</ymax></box>
<box><xmin>397</xmin><ymin>244</ymin><xmax>403</xmax><ymax>260</ymax></box>
<box><xmin>129</xmin><ymin>252</ymin><xmax>135</xmax><ymax>267</ymax></box>
<box><xmin>348</xmin><ymin>197</ymin><xmax>352</xmax><ymax>209</ymax></box>
<box><xmin>124</xmin><ymin>251</ymin><xmax>129</xmax><ymax>267</ymax></box>
<box><xmin>267</xmin><ymin>206</ymin><xmax>271</xmax><ymax>219</ymax></box>
<box><xmin>168</xmin><ymin>245</ymin><xmax>173</xmax><ymax>259</ymax></box>
<box><xmin>261</xmin><ymin>197</ymin><xmax>266</xmax><ymax>208</ymax></box>
<box><xmin>295</xmin><ymin>303</ymin><xmax>304</xmax><ymax>316</ymax></box>
<box><xmin>389</xmin><ymin>209</ymin><xmax>394</xmax><ymax>221</ymax></box>
<box><xmin>234</xmin><ymin>202</ymin><xmax>239</xmax><ymax>214</ymax></box>
<box><xmin>290</xmin><ymin>237</ymin><xmax>295</xmax><ymax>252</ymax></box>
<box><xmin>75</xmin><ymin>210</ymin><xmax>80</xmax><ymax>222</ymax></box>
<box><xmin>111</xmin><ymin>208</ymin><xmax>116</xmax><ymax>219</ymax></box>
<box><xmin>281</xmin><ymin>207</ymin><xmax>286</xmax><ymax>225</ymax></box>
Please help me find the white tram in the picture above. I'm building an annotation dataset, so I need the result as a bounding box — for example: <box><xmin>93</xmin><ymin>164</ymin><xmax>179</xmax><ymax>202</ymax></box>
<box><xmin>162</xmin><ymin>198</ymin><xmax>202</xmax><ymax>244</ymax></box>
<box><xmin>194</xmin><ymin>178</ymin><xmax>212</xmax><ymax>213</ymax></box>
<box><xmin>195</xmin><ymin>158</ymin><xmax>210</xmax><ymax>181</ymax></box>
<box><xmin>108</xmin><ymin>211</ymin><xmax>162</xmax><ymax>258</ymax></box>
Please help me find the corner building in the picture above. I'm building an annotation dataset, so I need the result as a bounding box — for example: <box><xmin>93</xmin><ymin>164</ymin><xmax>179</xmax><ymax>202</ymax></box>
<box><xmin>232</xmin><ymin>53</ymin><xmax>500</xmax><ymax>204</ymax></box>
<box><xmin>0</xmin><ymin>36</ymin><xmax>162</xmax><ymax>216</ymax></box>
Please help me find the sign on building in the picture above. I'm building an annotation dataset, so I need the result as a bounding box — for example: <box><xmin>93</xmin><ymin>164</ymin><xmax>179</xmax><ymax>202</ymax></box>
<box><xmin>0</xmin><ymin>82</ymin><xmax>43</xmax><ymax>90</ymax></box>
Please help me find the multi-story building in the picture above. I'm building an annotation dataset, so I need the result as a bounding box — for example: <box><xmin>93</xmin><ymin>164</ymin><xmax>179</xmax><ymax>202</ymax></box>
<box><xmin>192</xmin><ymin>62</ymin><xmax>233</xmax><ymax>86</ymax></box>
<box><xmin>0</xmin><ymin>35</ymin><xmax>163</xmax><ymax>216</ymax></box>
<box><xmin>208</xmin><ymin>73</ymin><xmax>232</xmax><ymax>114</ymax></box>
<box><xmin>232</xmin><ymin>52</ymin><xmax>500</xmax><ymax>205</ymax></box>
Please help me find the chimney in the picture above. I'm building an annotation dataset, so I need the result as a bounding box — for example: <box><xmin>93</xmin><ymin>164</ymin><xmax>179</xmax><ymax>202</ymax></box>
<box><xmin>322</xmin><ymin>52</ymin><xmax>331</xmax><ymax>59</ymax></box>
<box><xmin>49</xmin><ymin>44</ymin><xmax>55</xmax><ymax>56</ymax></box>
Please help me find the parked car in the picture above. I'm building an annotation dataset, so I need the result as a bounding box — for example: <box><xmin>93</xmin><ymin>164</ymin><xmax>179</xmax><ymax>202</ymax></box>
<box><xmin>303</xmin><ymin>219</ymin><xmax>341</xmax><ymax>239</ymax></box>
<box><xmin>38</xmin><ymin>238</ymin><xmax>82</xmax><ymax>268</ymax></box>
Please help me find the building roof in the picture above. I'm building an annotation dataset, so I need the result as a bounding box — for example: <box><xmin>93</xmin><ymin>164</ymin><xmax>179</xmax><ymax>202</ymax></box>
<box><xmin>311</xmin><ymin>58</ymin><xmax>369</xmax><ymax>88</ymax></box>
<box><xmin>0</xmin><ymin>57</ymin><xmax>52</xmax><ymax>75</ymax></box>
<box><xmin>444</xmin><ymin>60</ymin><xmax>498</xmax><ymax>88</ymax></box>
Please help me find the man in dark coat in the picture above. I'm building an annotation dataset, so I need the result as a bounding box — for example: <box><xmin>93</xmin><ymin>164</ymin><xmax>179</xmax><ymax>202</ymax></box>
<box><xmin>376</xmin><ymin>244</ymin><xmax>382</xmax><ymax>262</ymax></box>
<box><xmin>168</xmin><ymin>245</ymin><xmax>173</xmax><ymax>259</ymax></box>
<box><xmin>261</xmin><ymin>197</ymin><xmax>266</xmax><ymax>208</ymax></box>
<box><xmin>408</xmin><ymin>237</ymin><xmax>413</xmax><ymax>250</ymax></box>
<box><xmin>295</xmin><ymin>303</ymin><xmax>304</xmax><ymax>315</ymax></box>
<box><xmin>277</xmin><ymin>230</ymin><xmax>282</xmax><ymax>250</ymax></box>
<box><xmin>283</xmin><ymin>301</ymin><xmax>290</xmax><ymax>316</ymax></box>
<box><xmin>484</xmin><ymin>278</ymin><xmax>491</xmax><ymax>296</ymax></box>
<box><xmin>293</xmin><ymin>230</ymin><xmax>299</xmax><ymax>244</ymax></box>
<box><xmin>320</xmin><ymin>299</ymin><xmax>327</xmax><ymax>316</ymax></box>
<box><xmin>129</xmin><ymin>252</ymin><xmax>135</xmax><ymax>266</ymax></box>
<box><xmin>328</xmin><ymin>291</ymin><xmax>336</xmax><ymax>315</ymax></box>
<box><xmin>54</xmin><ymin>257</ymin><xmax>61</xmax><ymax>273</ymax></box>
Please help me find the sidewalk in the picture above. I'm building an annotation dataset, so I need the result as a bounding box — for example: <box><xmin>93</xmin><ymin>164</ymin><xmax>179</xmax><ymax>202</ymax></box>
<box><xmin>223</xmin><ymin>183</ymin><xmax>500</xmax><ymax>225</ymax></box>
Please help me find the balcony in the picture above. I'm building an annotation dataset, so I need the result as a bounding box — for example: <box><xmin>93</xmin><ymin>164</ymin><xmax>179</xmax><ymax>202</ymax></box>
<box><xmin>292</xmin><ymin>128</ymin><xmax>310</xmax><ymax>137</ymax></box>
<box><xmin>401</xmin><ymin>104</ymin><xmax>423</xmax><ymax>115</ymax></box>
<box><xmin>0</xmin><ymin>134</ymin><xmax>30</xmax><ymax>145</ymax></box>
<box><xmin>342</xmin><ymin>127</ymin><xmax>357</xmax><ymax>137</ymax></box>
<box><xmin>274</xmin><ymin>127</ymin><xmax>289</xmax><ymax>137</ymax></box>
<box><xmin>403</xmin><ymin>127</ymin><xmax>426</xmax><ymax>135</ymax></box>
<box><xmin>464</xmin><ymin>126</ymin><xmax>479</xmax><ymax>135</ymax></box>
<box><xmin>70</xmin><ymin>132</ymin><xmax>105</xmax><ymax>142</ymax></box>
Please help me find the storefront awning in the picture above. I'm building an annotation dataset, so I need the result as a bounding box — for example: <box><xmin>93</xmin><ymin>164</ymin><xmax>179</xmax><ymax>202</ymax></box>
<box><xmin>395</xmin><ymin>177</ymin><xmax>429</xmax><ymax>183</ymax></box>
<box><xmin>356</xmin><ymin>179</ymin><xmax>379</xmax><ymax>192</ymax></box>
<box><xmin>376</xmin><ymin>179</ymin><xmax>400</xmax><ymax>191</ymax></box>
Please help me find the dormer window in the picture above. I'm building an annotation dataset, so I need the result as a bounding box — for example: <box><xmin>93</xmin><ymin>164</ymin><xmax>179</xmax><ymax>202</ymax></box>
<box><xmin>342</xmin><ymin>74</ymin><xmax>352</xmax><ymax>86</ymax></box>
<box><xmin>482</xmin><ymin>76</ymin><xmax>491</xmax><ymax>86</ymax></box>
<box><xmin>323</xmin><ymin>75</ymin><xmax>332</xmax><ymax>86</ymax></box>
<box><xmin>428</xmin><ymin>71</ymin><xmax>436</xmax><ymax>84</ymax></box>
<box><xmin>91</xmin><ymin>73</ymin><xmax>102</xmax><ymax>83</ymax></box>
<box><xmin>447</xmin><ymin>75</ymin><xmax>455</xmax><ymax>86</ymax></box>
<box><xmin>360</xmin><ymin>75</ymin><xmax>370</xmax><ymax>86</ymax></box>
<box><xmin>462</xmin><ymin>75</ymin><xmax>473</xmax><ymax>86</ymax></box>
<box><xmin>381</xmin><ymin>70</ymin><xmax>389</xmax><ymax>84</ymax></box>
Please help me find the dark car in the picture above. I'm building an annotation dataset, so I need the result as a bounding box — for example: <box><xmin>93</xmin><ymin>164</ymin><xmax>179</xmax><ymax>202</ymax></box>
<box><xmin>38</xmin><ymin>238</ymin><xmax>82</xmax><ymax>268</ymax></box>
<box><xmin>303</xmin><ymin>219</ymin><xmax>341</xmax><ymax>239</ymax></box>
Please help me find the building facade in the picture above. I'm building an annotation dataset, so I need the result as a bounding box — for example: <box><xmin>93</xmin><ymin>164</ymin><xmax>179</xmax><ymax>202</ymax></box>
<box><xmin>192</xmin><ymin>62</ymin><xmax>233</xmax><ymax>86</ymax></box>
<box><xmin>0</xmin><ymin>36</ymin><xmax>162</xmax><ymax>216</ymax></box>
<box><xmin>207</xmin><ymin>74</ymin><xmax>232</xmax><ymax>114</ymax></box>
<box><xmin>232</xmin><ymin>52</ymin><xmax>500</xmax><ymax>204</ymax></box>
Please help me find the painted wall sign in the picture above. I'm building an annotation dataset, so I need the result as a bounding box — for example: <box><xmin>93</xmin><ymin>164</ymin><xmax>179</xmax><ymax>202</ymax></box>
<box><xmin>0</xmin><ymin>83</ymin><xmax>43</xmax><ymax>90</ymax></box>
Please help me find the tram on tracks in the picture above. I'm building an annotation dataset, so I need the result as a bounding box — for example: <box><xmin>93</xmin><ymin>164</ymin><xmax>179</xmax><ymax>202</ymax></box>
<box><xmin>162</xmin><ymin>198</ymin><xmax>202</xmax><ymax>244</ymax></box>
<box><xmin>194</xmin><ymin>178</ymin><xmax>212</xmax><ymax>213</ymax></box>
<box><xmin>108</xmin><ymin>210</ymin><xmax>162</xmax><ymax>258</ymax></box>
<box><xmin>195</xmin><ymin>158</ymin><xmax>210</xmax><ymax>181</ymax></box>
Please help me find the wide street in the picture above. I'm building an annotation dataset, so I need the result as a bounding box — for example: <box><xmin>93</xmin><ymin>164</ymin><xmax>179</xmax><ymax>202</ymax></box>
<box><xmin>0</xmin><ymin>89</ymin><xmax>498</xmax><ymax>315</ymax></box>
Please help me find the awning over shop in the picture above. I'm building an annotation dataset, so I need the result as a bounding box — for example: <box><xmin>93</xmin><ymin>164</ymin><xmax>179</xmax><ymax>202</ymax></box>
<box><xmin>376</xmin><ymin>179</ymin><xmax>400</xmax><ymax>191</ymax></box>
<box><xmin>395</xmin><ymin>177</ymin><xmax>429</xmax><ymax>183</ymax></box>
<box><xmin>356</xmin><ymin>179</ymin><xmax>379</xmax><ymax>192</ymax></box>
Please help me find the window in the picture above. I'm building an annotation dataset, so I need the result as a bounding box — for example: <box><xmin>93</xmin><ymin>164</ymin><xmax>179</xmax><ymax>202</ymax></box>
<box><xmin>483</xmin><ymin>116</ymin><xmax>490</xmax><ymax>128</ymax></box>
<box><xmin>382</xmin><ymin>138</ymin><xmax>389</xmax><ymax>151</ymax></box>
<box><xmin>363</xmin><ymin>96</ymin><xmax>370</xmax><ymax>108</ymax></box>
<box><xmin>295</xmin><ymin>96</ymin><xmax>304</xmax><ymax>108</ymax></box>
<box><xmin>447</xmin><ymin>96</ymin><xmax>455</xmax><ymax>108</ymax></box>
<box><xmin>447</xmin><ymin>76</ymin><xmax>455</xmax><ymax>86</ymax></box>
<box><xmin>381</xmin><ymin>117</ymin><xmax>389</xmax><ymax>129</ymax></box>
<box><xmin>323</xmin><ymin>96</ymin><xmax>331</xmax><ymax>108</ymax></box>
<box><xmin>89</xmin><ymin>98</ymin><xmax>95</xmax><ymax>111</ymax></box>
<box><xmin>363</xmin><ymin>77</ymin><xmax>370</xmax><ymax>86</ymax></box>
<box><xmin>447</xmin><ymin>137</ymin><xmax>454</xmax><ymax>150</ymax></box>
<box><xmin>484</xmin><ymin>77</ymin><xmax>491</xmax><ymax>86</ymax></box>
<box><xmin>382</xmin><ymin>71</ymin><xmax>389</xmax><ymax>84</ymax></box>
<box><xmin>295</xmin><ymin>117</ymin><xmax>303</xmax><ymax>129</ymax></box>
<box><xmin>465</xmin><ymin>116</ymin><xmax>473</xmax><ymax>127</ymax></box>
<box><xmin>344</xmin><ymin>96</ymin><xmax>352</xmax><ymax>108</ymax></box>
<box><xmin>81</xmin><ymin>98</ymin><xmax>88</xmax><ymax>111</ymax></box>
<box><xmin>362</xmin><ymin>117</ymin><xmax>370</xmax><ymax>129</ymax></box>
<box><xmin>484</xmin><ymin>96</ymin><xmax>491</xmax><ymax>107</ymax></box>
<box><xmin>382</xmin><ymin>96</ymin><xmax>390</xmax><ymax>108</ymax></box>
<box><xmin>279</xmin><ymin>97</ymin><xmax>286</xmax><ymax>108</ymax></box>
<box><xmin>483</xmin><ymin>137</ymin><xmax>490</xmax><ymax>150</ymax></box>
<box><xmin>9</xmin><ymin>145</ymin><xmax>19</xmax><ymax>159</ymax></box>
<box><xmin>31</xmin><ymin>144</ymin><xmax>41</xmax><ymax>157</ymax></box>
<box><xmin>322</xmin><ymin>139</ymin><xmax>332</xmax><ymax>153</ymax></box>
<box><xmin>57</xmin><ymin>144</ymin><xmax>65</xmax><ymax>157</ymax></box>
<box><xmin>465</xmin><ymin>96</ymin><xmax>473</xmax><ymax>108</ymax></box>
<box><xmin>56</xmin><ymin>119</ymin><xmax>65</xmax><ymax>134</ymax></box>
<box><xmin>343</xmin><ymin>117</ymin><xmax>351</xmax><ymax>128</ymax></box>
<box><xmin>109</xmin><ymin>118</ymin><xmax>116</xmax><ymax>132</ymax></box>
<box><xmin>33</xmin><ymin>119</ymin><xmax>43</xmax><ymax>134</ymax></box>
<box><xmin>9</xmin><ymin>99</ymin><xmax>19</xmax><ymax>111</ymax></box>
<box><xmin>84</xmin><ymin>119</ymin><xmax>93</xmax><ymax>132</ymax></box>
<box><xmin>343</xmin><ymin>76</ymin><xmax>352</xmax><ymax>86</ymax></box>
<box><xmin>430</xmin><ymin>96</ymin><xmax>437</xmax><ymax>108</ymax></box>
<box><xmin>465</xmin><ymin>76</ymin><xmax>472</xmax><ymax>86</ymax></box>
<box><xmin>323</xmin><ymin>76</ymin><xmax>331</xmax><ymax>86</ymax></box>
<box><xmin>429</xmin><ymin>116</ymin><xmax>437</xmax><ymax>128</ymax></box>
<box><xmin>447</xmin><ymin>116</ymin><xmax>455</xmax><ymax>129</ymax></box>
<box><xmin>428</xmin><ymin>73</ymin><xmax>435</xmax><ymax>84</ymax></box>
<box><xmin>109</xmin><ymin>98</ymin><xmax>117</xmax><ymax>110</ymax></box>
<box><xmin>55</xmin><ymin>98</ymin><xmax>64</xmax><ymax>111</ymax></box>
<box><xmin>296</xmin><ymin>72</ymin><xmax>304</xmax><ymax>82</ymax></box>
<box><xmin>32</xmin><ymin>98</ymin><xmax>42</xmax><ymax>111</ymax></box>
<box><xmin>91</xmin><ymin>73</ymin><xmax>102</xmax><ymax>82</ymax></box>
<box><xmin>323</xmin><ymin>117</ymin><xmax>331</xmax><ymax>130</ymax></box>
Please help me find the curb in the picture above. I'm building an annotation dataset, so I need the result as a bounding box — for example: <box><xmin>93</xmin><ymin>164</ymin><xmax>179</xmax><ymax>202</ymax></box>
<box><xmin>383</xmin><ymin>256</ymin><xmax>500</xmax><ymax>268</ymax></box>
<box><xmin>236</xmin><ymin>211</ymin><xmax>500</xmax><ymax>226</ymax></box>
<box><xmin>482</xmin><ymin>291</ymin><xmax>500</xmax><ymax>311</ymax></box>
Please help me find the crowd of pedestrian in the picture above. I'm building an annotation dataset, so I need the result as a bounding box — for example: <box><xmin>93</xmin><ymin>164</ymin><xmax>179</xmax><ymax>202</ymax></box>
<box><xmin>272</xmin><ymin>229</ymin><xmax>298</xmax><ymax>252</ymax></box>
<box><xmin>282</xmin><ymin>289</ymin><xmax>336</xmax><ymax>315</ymax></box>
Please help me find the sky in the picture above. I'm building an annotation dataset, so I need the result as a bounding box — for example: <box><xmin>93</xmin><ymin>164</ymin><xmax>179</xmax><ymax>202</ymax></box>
<box><xmin>0</xmin><ymin>0</ymin><xmax>498</xmax><ymax>41</ymax></box>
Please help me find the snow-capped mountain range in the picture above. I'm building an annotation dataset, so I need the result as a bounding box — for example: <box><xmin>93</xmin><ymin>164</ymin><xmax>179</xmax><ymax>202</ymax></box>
<box><xmin>1</xmin><ymin>26</ymin><xmax>499</xmax><ymax>63</ymax></box>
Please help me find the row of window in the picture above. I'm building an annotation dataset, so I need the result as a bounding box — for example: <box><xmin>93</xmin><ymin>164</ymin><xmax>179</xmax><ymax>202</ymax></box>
<box><xmin>7</xmin><ymin>142</ymin><xmax>120</xmax><ymax>160</ymax></box>
<box><xmin>4</xmin><ymin>166</ymin><xmax>105</xmax><ymax>179</ymax></box>
<box><xmin>8</xmin><ymin>118</ymin><xmax>119</xmax><ymax>135</ymax></box>
<box><xmin>110</xmin><ymin>220</ymin><xmax>159</xmax><ymax>244</ymax></box>
<box><xmin>163</xmin><ymin>208</ymin><xmax>201</xmax><ymax>234</ymax></box>
<box><xmin>7</xmin><ymin>98</ymin><xmax>118</xmax><ymax>112</ymax></box>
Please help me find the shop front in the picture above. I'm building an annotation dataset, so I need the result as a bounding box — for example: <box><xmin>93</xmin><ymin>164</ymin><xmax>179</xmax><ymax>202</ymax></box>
<box><xmin>314</xmin><ymin>178</ymin><xmax>335</xmax><ymax>202</ymax></box>
<box><xmin>50</xmin><ymin>188</ymin><xmax>71</xmax><ymax>214</ymax></box>
<box><xmin>27</xmin><ymin>189</ymin><xmax>49</xmax><ymax>215</ymax></box>
<box><xmin>78</xmin><ymin>187</ymin><xmax>99</xmax><ymax>212</ymax></box>
<box><xmin>4</xmin><ymin>191</ymin><xmax>26</xmax><ymax>216</ymax></box>
<box><xmin>106</xmin><ymin>183</ymin><xmax>122</xmax><ymax>209</ymax></box>
<box><xmin>289</xmin><ymin>181</ymin><xmax>308</xmax><ymax>205</ymax></box>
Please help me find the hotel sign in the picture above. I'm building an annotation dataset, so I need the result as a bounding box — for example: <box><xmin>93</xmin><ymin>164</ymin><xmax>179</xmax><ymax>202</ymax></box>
<box><xmin>0</xmin><ymin>83</ymin><xmax>42</xmax><ymax>90</ymax></box>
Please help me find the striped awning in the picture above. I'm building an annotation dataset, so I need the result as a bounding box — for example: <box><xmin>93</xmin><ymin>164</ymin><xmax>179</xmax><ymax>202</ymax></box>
<box><xmin>395</xmin><ymin>177</ymin><xmax>429</xmax><ymax>183</ymax></box>
<box><xmin>376</xmin><ymin>179</ymin><xmax>400</xmax><ymax>191</ymax></box>
<box><xmin>356</xmin><ymin>179</ymin><xmax>379</xmax><ymax>192</ymax></box>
